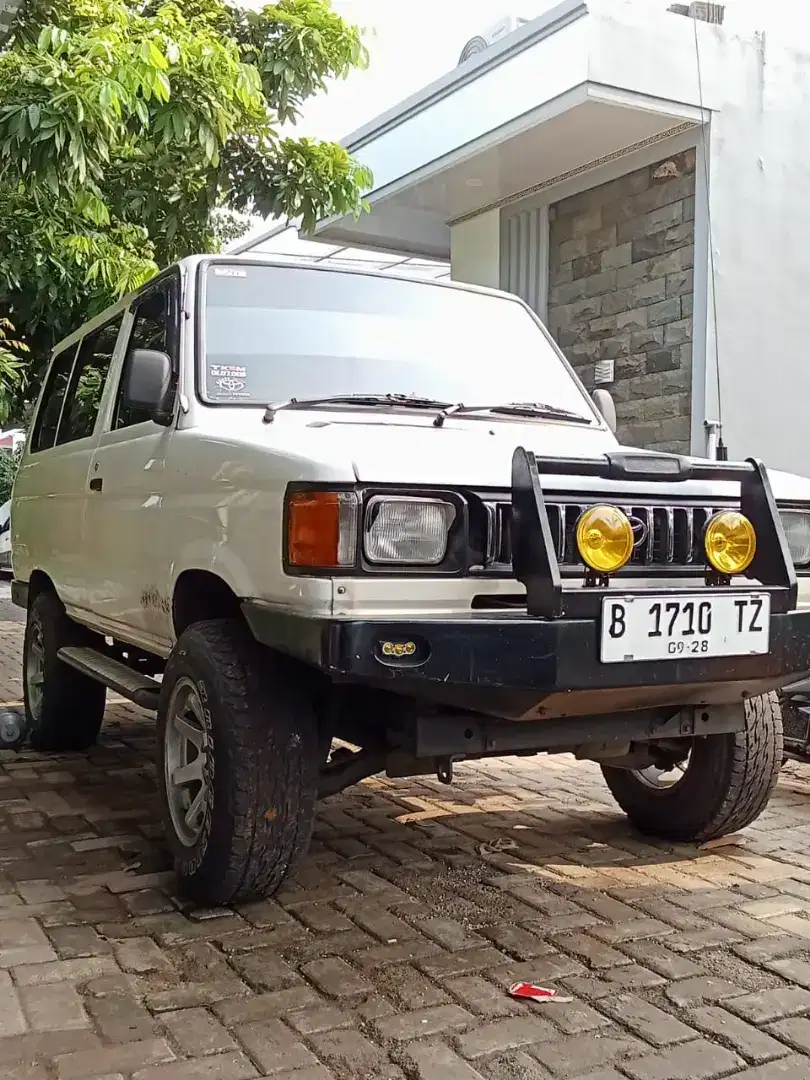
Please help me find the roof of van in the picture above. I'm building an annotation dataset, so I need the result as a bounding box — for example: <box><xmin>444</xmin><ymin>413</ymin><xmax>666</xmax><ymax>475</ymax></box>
<box><xmin>51</xmin><ymin>253</ymin><xmax>516</xmax><ymax>355</ymax></box>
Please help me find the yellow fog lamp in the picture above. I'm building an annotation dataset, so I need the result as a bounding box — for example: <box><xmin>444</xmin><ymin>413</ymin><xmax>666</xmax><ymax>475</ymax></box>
<box><xmin>575</xmin><ymin>505</ymin><xmax>634</xmax><ymax>574</ymax></box>
<box><xmin>704</xmin><ymin>511</ymin><xmax>757</xmax><ymax>575</ymax></box>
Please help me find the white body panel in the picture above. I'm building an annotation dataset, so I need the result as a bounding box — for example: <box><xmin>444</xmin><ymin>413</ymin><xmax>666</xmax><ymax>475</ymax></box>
<box><xmin>12</xmin><ymin>255</ymin><xmax>810</xmax><ymax>657</ymax></box>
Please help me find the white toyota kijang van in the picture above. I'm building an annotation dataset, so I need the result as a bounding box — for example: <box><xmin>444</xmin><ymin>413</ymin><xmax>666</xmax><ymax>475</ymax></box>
<box><xmin>10</xmin><ymin>255</ymin><xmax>810</xmax><ymax>905</ymax></box>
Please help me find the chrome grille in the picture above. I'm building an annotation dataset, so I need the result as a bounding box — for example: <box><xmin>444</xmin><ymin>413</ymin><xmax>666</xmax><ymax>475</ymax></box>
<box><xmin>483</xmin><ymin>502</ymin><xmax>719</xmax><ymax>570</ymax></box>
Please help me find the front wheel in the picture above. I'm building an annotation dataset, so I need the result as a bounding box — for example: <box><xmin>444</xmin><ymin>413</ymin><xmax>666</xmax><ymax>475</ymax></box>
<box><xmin>602</xmin><ymin>693</ymin><xmax>783</xmax><ymax>842</ymax></box>
<box><xmin>157</xmin><ymin>620</ymin><xmax>319</xmax><ymax>906</ymax></box>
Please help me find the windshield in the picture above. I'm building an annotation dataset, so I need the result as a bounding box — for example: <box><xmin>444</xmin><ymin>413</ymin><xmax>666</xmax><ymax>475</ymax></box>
<box><xmin>200</xmin><ymin>263</ymin><xmax>597</xmax><ymax>421</ymax></box>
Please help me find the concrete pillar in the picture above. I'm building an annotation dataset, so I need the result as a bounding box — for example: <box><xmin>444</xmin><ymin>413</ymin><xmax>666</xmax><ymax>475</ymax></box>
<box><xmin>450</xmin><ymin>209</ymin><xmax>500</xmax><ymax>289</ymax></box>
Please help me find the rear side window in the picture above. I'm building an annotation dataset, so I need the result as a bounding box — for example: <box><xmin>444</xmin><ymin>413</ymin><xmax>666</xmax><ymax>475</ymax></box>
<box><xmin>30</xmin><ymin>346</ymin><xmax>76</xmax><ymax>453</ymax></box>
<box><xmin>56</xmin><ymin>317</ymin><xmax>122</xmax><ymax>446</ymax></box>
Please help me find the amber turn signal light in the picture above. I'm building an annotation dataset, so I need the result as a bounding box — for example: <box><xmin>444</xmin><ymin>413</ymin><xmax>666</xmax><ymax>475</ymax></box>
<box><xmin>286</xmin><ymin>491</ymin><xmax>358</xmax><ymax>568</ymax></box>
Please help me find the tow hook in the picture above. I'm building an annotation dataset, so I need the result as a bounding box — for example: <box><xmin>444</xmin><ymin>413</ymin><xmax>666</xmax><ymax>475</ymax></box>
<box><xmin>436</xmin><ymin>756</ymin><xmax>461</xmax><ymax>784</ymax></box>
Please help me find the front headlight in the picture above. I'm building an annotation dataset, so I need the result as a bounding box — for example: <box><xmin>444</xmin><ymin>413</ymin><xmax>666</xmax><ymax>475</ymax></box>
<box><xmin>364</xmin><ymin>497</ymin><xmax>456</xmax><ymax>565</ymax></box>
<box><xmin>781</xmin><ymin>510</ymin><xmax>810</xmax><ymax>567</ymax></box>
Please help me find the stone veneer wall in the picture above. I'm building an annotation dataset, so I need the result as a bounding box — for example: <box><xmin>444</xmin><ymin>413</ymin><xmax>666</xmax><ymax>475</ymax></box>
<box><xmin>546</xmin><ymin>151</ymin><xmax>696</xmax><ymax>453</ymax></box>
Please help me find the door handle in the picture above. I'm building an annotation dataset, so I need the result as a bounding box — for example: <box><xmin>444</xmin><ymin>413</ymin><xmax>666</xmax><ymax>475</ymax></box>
<box><xmin>89</xmin><ymin>477</ymin><xmax>103</xmax><ymax>492</ymax></box>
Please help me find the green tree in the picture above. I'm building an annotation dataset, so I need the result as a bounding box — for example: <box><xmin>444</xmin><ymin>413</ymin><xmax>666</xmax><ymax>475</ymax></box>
<box><xmin>0</xmin><ymin>319</ymin><xmax>27</xmax><ymax>427</ymax></box>
<box><xmin>0</xmin><ymin>0</ymin><xmax>372</xmax><ymax>412</ymax></box>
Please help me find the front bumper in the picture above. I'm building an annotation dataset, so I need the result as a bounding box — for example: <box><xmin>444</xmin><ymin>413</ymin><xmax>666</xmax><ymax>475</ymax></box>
<box><xmin>243</xmin><ymin>604</ymin><xmax>810</xmax><ymax>721</ymax></box>
<box><xmin>253</xmin><ymin>449</ymin><xmax>810</xmax><ymax>722</ymax></box>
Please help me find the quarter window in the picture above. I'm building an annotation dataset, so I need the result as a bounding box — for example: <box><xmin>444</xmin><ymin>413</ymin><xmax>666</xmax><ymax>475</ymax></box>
<box><xmin>30</xmin><ymin>346</ymin><xmax>76</xmax><ymax>453</ymax></box>
<box><xmin>56</xmin><ymin>317</ymin><xmax>122</xmax><ymax>445</ymax></box>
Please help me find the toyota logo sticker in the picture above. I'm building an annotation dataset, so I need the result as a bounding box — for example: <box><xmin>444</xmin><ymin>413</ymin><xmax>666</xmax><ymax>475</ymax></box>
<box><xmin>216</xmin><ymin>377</ymin><xmax>246</xmax><ymax>394</ymax></box>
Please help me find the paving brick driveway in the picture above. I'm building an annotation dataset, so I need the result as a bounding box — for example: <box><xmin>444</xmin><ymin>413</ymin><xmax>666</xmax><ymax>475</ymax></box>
<box><xmin>2</xmin><ymin>606</ymin><xmax>810</xmax><ymax>1078</ymax></box>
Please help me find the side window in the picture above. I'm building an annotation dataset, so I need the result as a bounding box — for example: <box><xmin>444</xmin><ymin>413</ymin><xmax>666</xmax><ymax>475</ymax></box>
<box><xmin>30</xmin><ymin>346</ymin><xmax>77</xmax><ymax>453</ymax></box>
<box><xmin>56</xmin><ymin>317</ymin><xmax>122</xmax><ymax>446</ymax></box>
<box><xmin>115</xmin><ymin>282</ymin><xmax>176</xmax><ymax>430</ymax></box>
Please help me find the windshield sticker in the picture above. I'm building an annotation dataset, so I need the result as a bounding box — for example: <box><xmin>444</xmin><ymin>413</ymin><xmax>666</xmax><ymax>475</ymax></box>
<box><xmin>209</xmin><ymin>364</ymin><xmax>252</xmax><ymax>399</ymax></box>
<box><xmin>210</xmin><ymin>364</ymin><xmax>247</xmax><ymax>378</ymax></box>
<box><xmin>212</xmin><ymin>267</ymin><xmax>247</xmax><ymax>278</ymax></box>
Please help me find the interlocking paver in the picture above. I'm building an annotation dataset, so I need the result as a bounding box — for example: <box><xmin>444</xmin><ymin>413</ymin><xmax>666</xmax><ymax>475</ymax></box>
<box><xmin>732</xmin><ymin>934</ymin><xmax>810</xmax><ymax>963</ymax></box>
<box><xmin>563</xmin><ymin>962</ymin><xmax>666</xmax><ymax>1000</ymax></box>
<box><xmin>600</xmin><ymin>992</ymin><xmax>694</xmax><ymax>1047</ymax></box>
<box><xmin>233</xmin><ymin>1018</ymin><xmax>319</xmax><ymax>1073</ymax></box>
<box><xmin>0</xmin><ymin>918</ymin><xmax>56</xmax><ymax>967</ymax></box>
<box><xmin>0</xmin><ymin>1030</ymin><xmax>102</xmax><ymax>1068</ymax></box>
<box><xmin>726</xmin><ymin>986</ymin><xmax>810</xmax><ymax>1025</ymax></box>
<box><xmin>0</xmin><ymin>969</ymin><xmax>27</xmax><ymax>1038</ymax></box>
<box><xmin>766</xmin><ymin>957</ymin><xmax>810</xmax><ymax>988</ymax></box>
<box><xmin>20</xmin><ymin>983</ymin><xmax>89</xmax><ymax>1032</ymax></box>
<box><xmin>131</xmin><ymin>1056</ymin><xmax>258</xmax><ymax>1080</ymax></box>
<box><xmin>664</xmin><ymin>975</ymin><xmax>745</xmax><ymax>1007</ymax></box>
<box><xmin>286</xmin><ymin>1004</ymin><xmax>353</xmax><ymax>1035</ymax></box>
<box><xmin>399</xmin><ymin>1040</ymin><xmax>487</xmax><ymax>1079</ymax></box>
<box><xmin>443</xmin><ymin>974</ymin><xmax>521</xmax><ymax>1018</ymax></box>
<box><xmin>13</xmin><ymin>956</ymin><xmax>119</xmax><ymax>986</ymax></box>
<box><xmin>530</xmin><ymin>1031</ymin><xmax>647</xmax><ymax>1077</ymax></box>
<box><xmin>766</xmin><ymin>1016</ymin><xmax>810</xmax><ymax>1055</ymax></box>
<box><xmin>308</xmin><ymin>1027</ymin><xmax>392</xmax><ymax>1074</ymax></box>
<box><xmin>621</xmin><ymin>1039</ymin><xmax>743</xmax><ymax>1080</ymax></box>
<box><xmin>689</xmin><ymin>1006</ymin><xmax>789</xmax><ymax>1063</ymax></box>
<box><xmin>301</xmin><ymin>956</ymin><xmax>372</xmax><ymax>999</ymax></box>
<box><xmin>84</xmin><ymin>991</ymin><xmax>159</xmax><ymax>1044</ymax></box>
<box><xmin>113</xmin><ymin>937</ymin><xmax>172</xmax><ymax>973</ymax></box>
<box><xmin>54</xmin><ymin>1037</ymin><xmax>176</xmax><ymax>1078</ymax></box>
<box><xmin>2</xmin><ymin>606</ymin><xmax>810</xmax><ymax>1077</ymax></box>
<box><xmin>161</xmin><ymin>1007</ymin><xmax>238</xmax><ymax>1055</ymax></box>
<box><xmin>372</xmin><ymin>1003</ymin><xmax>472</xmax><ymax>1043</ymax></box>
<box><xmin>453</xmin><ymin>1014</ymin><xmax>557</xmax><ymax>1058</ymax></box>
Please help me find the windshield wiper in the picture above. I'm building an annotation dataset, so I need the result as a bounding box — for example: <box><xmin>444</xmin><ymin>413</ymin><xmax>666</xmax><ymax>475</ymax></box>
<box><xmin>433</xmin><ymin>401</ymin><xmax>593</xmax><ymax>427</ymax></box>
<box><xmin>262</xmin><ymin>393</ymin><xmax>453</xmax><ymax>423</ymax></box>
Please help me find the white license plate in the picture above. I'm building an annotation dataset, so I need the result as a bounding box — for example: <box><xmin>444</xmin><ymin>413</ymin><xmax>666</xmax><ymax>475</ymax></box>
<box><xmin>600</xmin><ymin>593</ymin><xmax>771</xmax><ymax>664</ymax></box>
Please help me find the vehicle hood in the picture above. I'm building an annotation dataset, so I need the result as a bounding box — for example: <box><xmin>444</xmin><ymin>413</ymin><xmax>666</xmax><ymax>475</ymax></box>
<box><xmin>280</xmin><ymin>414</ymin><xmax>810</xmax><ymax>502</ymax></box>
<box><xmin>203</xmin><ymin>408</ymin><xmax>810</xmax><ymax>503</ymax></box>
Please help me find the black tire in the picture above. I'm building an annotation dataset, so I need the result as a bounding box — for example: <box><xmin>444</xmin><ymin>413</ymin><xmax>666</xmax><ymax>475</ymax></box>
<box><xmin>602</xmin><ymin>693</ymin><xmax>783</xmax><ymax>842</ymax></box>
<box><xmin>156</xmin><ymin>619</ymin><xmax>319</xmax><ymax>906</ymax></box>
<box><xmin>23</xmin><ymin>590</ymin><xmax>106</xmax><ymax>752</ymax></box>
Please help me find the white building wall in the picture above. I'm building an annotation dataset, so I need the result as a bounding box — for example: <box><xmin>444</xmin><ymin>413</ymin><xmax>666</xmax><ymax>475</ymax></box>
<box><xmin>450</xmin><ymin>210</ymin><xmax>501</xmax><ymax>288</ymax></box>
<box><xmin>586</xmin><ymin>0</ymin><xmax>810</xmax><ymax>472</ymax></box>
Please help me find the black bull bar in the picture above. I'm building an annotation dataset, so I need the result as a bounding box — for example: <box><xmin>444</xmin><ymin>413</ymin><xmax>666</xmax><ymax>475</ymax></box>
<box><xmin>510</xmin><ymin>447</ymin><xmax>798</xmax><ymax>618</ymax></box>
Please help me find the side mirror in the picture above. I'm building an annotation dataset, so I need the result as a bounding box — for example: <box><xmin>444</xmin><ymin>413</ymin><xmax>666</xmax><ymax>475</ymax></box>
<box><xmin>121</xmin><ymin>349</ymin><xmax>174</xmax><ymax>425</ymax></box>
<box><xmin>592</xmin><ymin>388</ymin><xmax>617</xmax><ymax>433</ymax></box>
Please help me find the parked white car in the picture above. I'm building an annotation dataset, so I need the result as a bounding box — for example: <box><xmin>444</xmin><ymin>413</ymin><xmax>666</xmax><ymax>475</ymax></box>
<box><xmin>9</xmin><ymin>256</ymin><xmax>810</xmax><ymax>906</ymax></box>
<box><xmin>0</xmin><ymin>499</ymin><xmax>11</xmax><ymax>571</ymax></box>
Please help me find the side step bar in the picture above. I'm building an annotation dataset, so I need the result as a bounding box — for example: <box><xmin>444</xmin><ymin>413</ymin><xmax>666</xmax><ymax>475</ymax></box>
<box><xmin>58</xmin><ymin>647</ymin><xmax>161</xmax><ymax>711</ymax></box>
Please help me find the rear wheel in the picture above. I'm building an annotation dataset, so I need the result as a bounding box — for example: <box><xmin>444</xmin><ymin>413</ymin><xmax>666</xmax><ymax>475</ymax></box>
<box><xmin>23</xmin><ymin>590</ymin><xmax>106</xmax><ymax>752</ymax></box>
<box><xmin>602</xmin><ymin>693</ymin><xmax>783</xmax><ymax>842</ymax></box>
<box><xmin>157</xmin><ymin>619</ymin><xmax>319</xmax><ymax>906</ymax></box>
